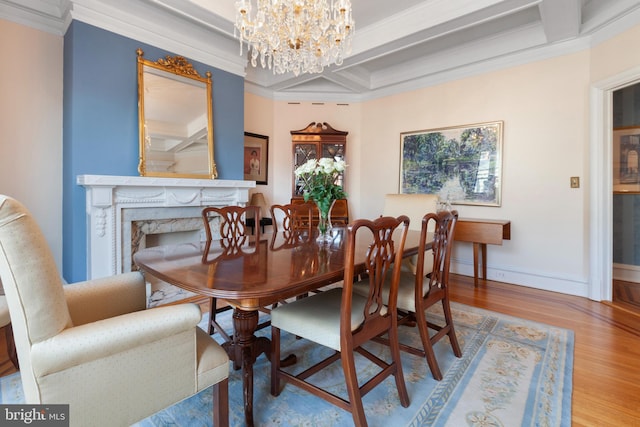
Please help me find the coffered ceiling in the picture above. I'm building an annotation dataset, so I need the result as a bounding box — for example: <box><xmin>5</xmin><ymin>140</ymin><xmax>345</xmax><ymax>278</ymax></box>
<box><xmin>3</xmin><ymin>0</ymin><xmax>640</xmax><ymax>101</ymax></box>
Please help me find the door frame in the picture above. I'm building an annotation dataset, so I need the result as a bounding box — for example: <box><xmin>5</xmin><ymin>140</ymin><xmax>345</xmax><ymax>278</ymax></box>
<box><xmin>590</xmin><ymin>65</ymin><xmax>640</xmax><ymax>301</ymax></box>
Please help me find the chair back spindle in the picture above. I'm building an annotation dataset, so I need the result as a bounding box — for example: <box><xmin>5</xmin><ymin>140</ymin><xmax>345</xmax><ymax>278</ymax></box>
<box><xmin>427</xmin><ymin>211</ymin><xmax>457</xmax><ymax>293</ymax></box>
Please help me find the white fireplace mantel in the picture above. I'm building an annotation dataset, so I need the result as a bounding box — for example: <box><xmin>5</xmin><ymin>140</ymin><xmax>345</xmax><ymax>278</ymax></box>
<box><xmin>78</xmin><ymin>174</ymin><xmax>255</xmax><ymax>279</ymax></box>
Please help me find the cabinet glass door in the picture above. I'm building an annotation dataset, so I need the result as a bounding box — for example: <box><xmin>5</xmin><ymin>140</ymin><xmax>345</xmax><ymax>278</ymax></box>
<box><xmin>294</xmin><ymin>144</ymin><xmax>318</xmax><ymax>196</ymax></box>
<box><xmin>322</xmin><ymin>143</ymin><xmax>345</xmax><ymax>188</ymax></box>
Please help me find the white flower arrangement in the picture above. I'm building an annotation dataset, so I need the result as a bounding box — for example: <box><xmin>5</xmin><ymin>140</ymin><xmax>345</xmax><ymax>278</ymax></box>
<box><xmin>294</xmin><ymin>158</ymin><xmax>347</xmax><ymax>224</ymax></box>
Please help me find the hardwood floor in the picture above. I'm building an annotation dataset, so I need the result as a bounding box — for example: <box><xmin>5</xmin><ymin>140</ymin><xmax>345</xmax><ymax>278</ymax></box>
<box><xmin>0</xmin><ymin>275</ymin><xmax>638</xmax><ymax>425</ymax></box>
<box><xmin>449</xmin><ymin>274</ymin><xmax>640</xmax><ymax>427</ymax></box>
<box><xmin>613</xmin><ymin>279</ymin><xmax>640</xmax><ymax>313</ymax></box>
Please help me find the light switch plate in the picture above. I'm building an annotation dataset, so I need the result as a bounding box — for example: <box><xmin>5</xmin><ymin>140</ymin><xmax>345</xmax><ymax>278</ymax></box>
<box><xmin>570</xmin><ymin>177</ymin><xmax>580</xmax><ymax>188</ymax></box>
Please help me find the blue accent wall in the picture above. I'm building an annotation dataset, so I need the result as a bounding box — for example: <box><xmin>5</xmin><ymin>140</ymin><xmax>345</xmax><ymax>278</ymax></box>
<box><xmin>63</xmin><ymin>21</ymin><xmax>244</xmax><ymax>282</ymax></box>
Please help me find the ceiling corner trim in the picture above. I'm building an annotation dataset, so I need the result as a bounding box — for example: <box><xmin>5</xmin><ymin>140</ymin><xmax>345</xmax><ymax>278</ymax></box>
<box><xmin>69</xmin><ymin>3</ymin><xmax>246</xmax><ymax>78</ymax></box>
<box><xmin>0</xmin><ymin>0</ymin><xmax>67</xmax><ymax>35</ymax></box>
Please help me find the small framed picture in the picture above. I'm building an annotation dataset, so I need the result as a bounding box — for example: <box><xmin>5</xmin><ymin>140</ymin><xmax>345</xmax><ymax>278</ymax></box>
<box><xmin>243</xmin><ymin>132</ymin><xmax>269</xmax><ymax>185</ymax></box>
<box><xmin>614</xmin><ymin>127</ymin><xmax>640</xmax><ymax>186</ymax></box>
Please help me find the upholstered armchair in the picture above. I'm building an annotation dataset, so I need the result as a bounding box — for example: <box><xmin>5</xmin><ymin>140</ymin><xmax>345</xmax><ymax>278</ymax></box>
<box><xmin>0</xmin><ymin>195</ymin><xmax>229</xmax><ymax>427</ymax></box>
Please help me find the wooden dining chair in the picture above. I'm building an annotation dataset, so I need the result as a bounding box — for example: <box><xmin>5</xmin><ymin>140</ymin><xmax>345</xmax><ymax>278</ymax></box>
<box><xmin>360</xmin><ymin>210</ymin><xmax>461</xmax><ymax>380</ymax></box>
<box><xmin>270</xmin><ymin>202</ymin><xmax>313</xmax><ymax>250</ymax></box>
<box><xmin>270</xmin><ymin>202</ymin><xmax>313</xmax><ymax>233</ymax></box>
<box><xmin>401</xmin><ymin>210</ymin><xmax>461</xmax><ymax>380</ymax></box>
<box><xmin>270</xmin><ymin>215</ymin><xmax>411</xmax><ymax>427</ymax></box>
<box><xmin>383</xmin><ymin>193</ymin><xmax>439</xmax><ymax>275</ymax></box>
<box><xmin>202</xmin><ymin>205</ymin><xmax>260</xmax><ymax>336</ymax></box>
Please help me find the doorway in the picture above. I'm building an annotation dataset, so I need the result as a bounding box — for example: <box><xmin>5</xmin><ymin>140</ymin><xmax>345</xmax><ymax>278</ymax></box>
<box><xmin>612</xmin><ymin>83</ymin><xmax>640</xmax><ymax>312</ymax></box>
<box><xmin>590</xmin><ymin>66</ymin><xmax>640</xmax><ymax>303</ymax></box>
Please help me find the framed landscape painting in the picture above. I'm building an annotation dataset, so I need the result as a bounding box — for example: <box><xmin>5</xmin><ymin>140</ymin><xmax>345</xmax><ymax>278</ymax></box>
<box><xmin>243</xmin><ymin>132</ymin><xmax>269</xmax><ymax>185</ymax></box>
<box><xmin>400</xmin><ymin>121</ymin><xmax>503</xmax><ymax>206</ymax></box>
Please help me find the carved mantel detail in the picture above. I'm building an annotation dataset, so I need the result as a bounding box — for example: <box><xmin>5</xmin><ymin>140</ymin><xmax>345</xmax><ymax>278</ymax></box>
<box><xmin>78</xmin><ymin>175</ymin><xmax>255</xmax><ymax>279</ymax></box>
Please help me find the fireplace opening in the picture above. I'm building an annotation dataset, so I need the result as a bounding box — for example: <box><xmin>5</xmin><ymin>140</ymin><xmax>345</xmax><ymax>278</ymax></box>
<box><xmin>130</xmin><ymin>218</ymin><xmax>207</xmax><ymax>307</ymax></box>
<box><xmin>145</xmin><ymin>229</ymin><xmax>200</xmax><ymax>248</ymax></box>
<box><xmin>146</xmin><ymin>229</ymin><xmax>203</xmax><ymax>307</ymax></box>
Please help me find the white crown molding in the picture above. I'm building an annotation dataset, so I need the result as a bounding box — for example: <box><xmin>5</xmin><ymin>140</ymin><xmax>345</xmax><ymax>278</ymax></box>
<box><xmin>143</xmin><ymin>0</ymin><xmax>234</xmax><ymax>36</ymax></box>
<box><xmin>369</xmin><ymin>22</ymin><xmax>546</xmax><ymax>90</ymax></box>
<box><xmin>264</xmin><ymin>22</ymin><xmax>590</xmax><ymax>102</ymax></box>
<box><xmin>360</xmin><ymin>35</ymin><xmax>593</xmax><ymax>102</ymax></box>
<box><xmin>0</xmin><ymin>0</ymin><xmax>68</xmax><ymax>35</ymax></box>
<box><xmin>4</xmin><ymin>0</ymin><xmax>640</xmax><ymax>101</ymax></box>
<box><xmin>587</xmin><ymin>3</ymin><xmax>640</xmax><ymax>47</ymax></box>
<box><xmin>352</xmin><ymin>0</ymin><xmax>534</xmax><ymax>56</ymax></box>
<box><xmin>70</xmin><ymin>0</ymin><xmax>245</xmax><ymax>77</ymax></box>
<box><xmin>245</xmin><ymin>80</ymin><xmax>368</xmax><ymax>103</ymax></box>
<box><xmin>260</xmin><ymin>6</ymin><xmax>640</xmax><ymax>102</ymax></box>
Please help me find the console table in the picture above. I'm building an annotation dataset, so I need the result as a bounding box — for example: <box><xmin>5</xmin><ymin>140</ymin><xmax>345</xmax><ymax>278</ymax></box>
<box><xmin>454</xmin><ymin>218</ymin><xmax>511</xmax><ymax>286</ymax></box>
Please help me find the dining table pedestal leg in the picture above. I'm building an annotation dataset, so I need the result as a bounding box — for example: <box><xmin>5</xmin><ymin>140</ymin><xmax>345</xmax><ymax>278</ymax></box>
<box><xmin>220</xmin><ymin>308</ymin><xmax>301</xmax><ymax>426</ymax></box>
<box><xmin>221</xmin><ymin>308</ymin><xmax>270</xmax><ymax>427</ymax></box>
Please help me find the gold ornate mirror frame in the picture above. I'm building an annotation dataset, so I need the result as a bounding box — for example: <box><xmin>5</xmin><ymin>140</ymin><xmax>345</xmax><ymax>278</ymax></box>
<box><xmin>137</xmin><ymin>49</ymin><xmax>218</xmax><ymax>179</ymax></box>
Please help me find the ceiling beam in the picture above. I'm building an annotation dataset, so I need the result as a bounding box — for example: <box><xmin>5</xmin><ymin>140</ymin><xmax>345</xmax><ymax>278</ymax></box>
<box><xmin>539</xmin><ymin>0</ymin><xmax>581</xmax><ymax>42</ymax></box>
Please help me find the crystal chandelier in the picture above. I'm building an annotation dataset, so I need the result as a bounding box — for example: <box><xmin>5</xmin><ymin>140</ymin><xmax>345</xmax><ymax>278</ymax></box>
<box><xmin>234</xmin><ymin>0</ymin><xmax>355</xmax><ymax>76</ymax></box>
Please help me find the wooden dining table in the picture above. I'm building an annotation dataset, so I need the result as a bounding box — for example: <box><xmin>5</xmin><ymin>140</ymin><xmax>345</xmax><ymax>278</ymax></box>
<box><xmin>134</xmin><ymin>226</ymin><xmax>423</xmax><ymax>427</ymax></box>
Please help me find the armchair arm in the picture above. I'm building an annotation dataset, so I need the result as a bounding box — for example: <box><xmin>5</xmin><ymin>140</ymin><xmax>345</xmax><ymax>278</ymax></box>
<box><xmin>64</xmin><ymin>271</ymin><xmax>146</xmax><ymax>325</ymax></box>
<box><xmin>31</xmin><ymin>303</ymin><xmax>201</xmax><ymax>377</ymax></box>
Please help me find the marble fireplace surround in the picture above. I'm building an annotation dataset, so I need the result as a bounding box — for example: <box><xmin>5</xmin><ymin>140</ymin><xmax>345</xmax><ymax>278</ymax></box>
<box><xmin>77</xmin><ymin>175</ymin><xmax>255</xmax><ymax>282</ymax></box>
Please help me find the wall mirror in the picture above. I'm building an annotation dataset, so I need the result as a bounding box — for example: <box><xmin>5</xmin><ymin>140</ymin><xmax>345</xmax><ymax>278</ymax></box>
<box><xmin>137</xmin><ymin>48</ymin><xmax>218</xmax><ymax>179</ymax></box>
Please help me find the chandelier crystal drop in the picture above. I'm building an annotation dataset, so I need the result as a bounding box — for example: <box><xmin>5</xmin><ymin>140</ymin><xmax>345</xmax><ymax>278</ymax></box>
<box><xmin>234</xmin><ymin>0</ymin><xmax>355</xmax><ymax>76</ymax></box>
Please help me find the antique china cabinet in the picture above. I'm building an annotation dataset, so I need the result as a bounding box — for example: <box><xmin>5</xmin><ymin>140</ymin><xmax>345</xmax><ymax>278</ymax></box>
<box><xmin>291</xmin><ymin>122</ymin><xmax>349</xmax><ymax>225</ymax></box>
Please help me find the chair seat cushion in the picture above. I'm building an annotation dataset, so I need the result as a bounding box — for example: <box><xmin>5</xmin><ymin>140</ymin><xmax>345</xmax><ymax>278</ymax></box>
<box><xmin>396</xmin><ymin>272</ymin><xmax>423</xmax><ymax>312</ymax></box>
<box><xmin>271</xmin><ymin>288</ymin><xmax>386</xmax><ymax>351</ymax></box>
<box><xmin>353</xmin><ymin>271</ymin><xmax>429</xmax><ymax>313</ymax></box>
<box><xmin>195</xmin><ymin>328</ymin><xmax>230</xmax><ymax>391</ymax></box>
<box><xmin>401</xmin><ymin>250</ymin><xmax>434</xmax><ymax>276</ymax></box>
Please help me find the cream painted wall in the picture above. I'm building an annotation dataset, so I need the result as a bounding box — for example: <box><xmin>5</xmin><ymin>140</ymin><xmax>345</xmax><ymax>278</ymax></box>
<box><xmin>246</xmin><ymin>51</ymin><xmax>593</xmax><ymax>297</ymax></box>
<box><xmin>361</xmin><ymin>52</ymin><xmax>591</xmax><ymax>296</ymax></box>
<box><xmin>244</xmin><ymin>96</ymin><xmax>363</xmax><ymax>220</ymax></box>
<box><xmin>590</xmin><ymin>24</ymin><xmax>640</xmax><ymax>83</ymax></box>
<box><xmin>244</xmin><ymin>92</ymin><xmax>275</xmax><ymax>212</ymax></box>
<box><xmin>0</xmin><ymin>19</ymin><xmax>63</xmax><ymax>269</ymax></box>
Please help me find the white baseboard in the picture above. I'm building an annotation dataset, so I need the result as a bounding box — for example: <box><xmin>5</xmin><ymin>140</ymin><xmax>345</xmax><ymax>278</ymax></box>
<box><xmin>451</xmin><ymin>259</ymin><xmax>590</xmax><ymax>298</ymax></box>
<box><xmin>613</xmin><ymin>263</ymin><xmax>640</xmax><ymax>283</ymax></box>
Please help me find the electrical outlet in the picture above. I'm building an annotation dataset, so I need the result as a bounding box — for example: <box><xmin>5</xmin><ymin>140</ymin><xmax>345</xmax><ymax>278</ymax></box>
<box><xmin>570</xmin><ymin>177</ymin><xmax>580</xmax><ymax>188</ymax></box>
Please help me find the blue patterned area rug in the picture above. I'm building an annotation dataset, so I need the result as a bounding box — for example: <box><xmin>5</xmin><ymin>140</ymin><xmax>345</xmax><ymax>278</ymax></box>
<box><xmin>0</xmin><ymin>302</ymin><xmax>573</xmax><ymax>426</ymax></box>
